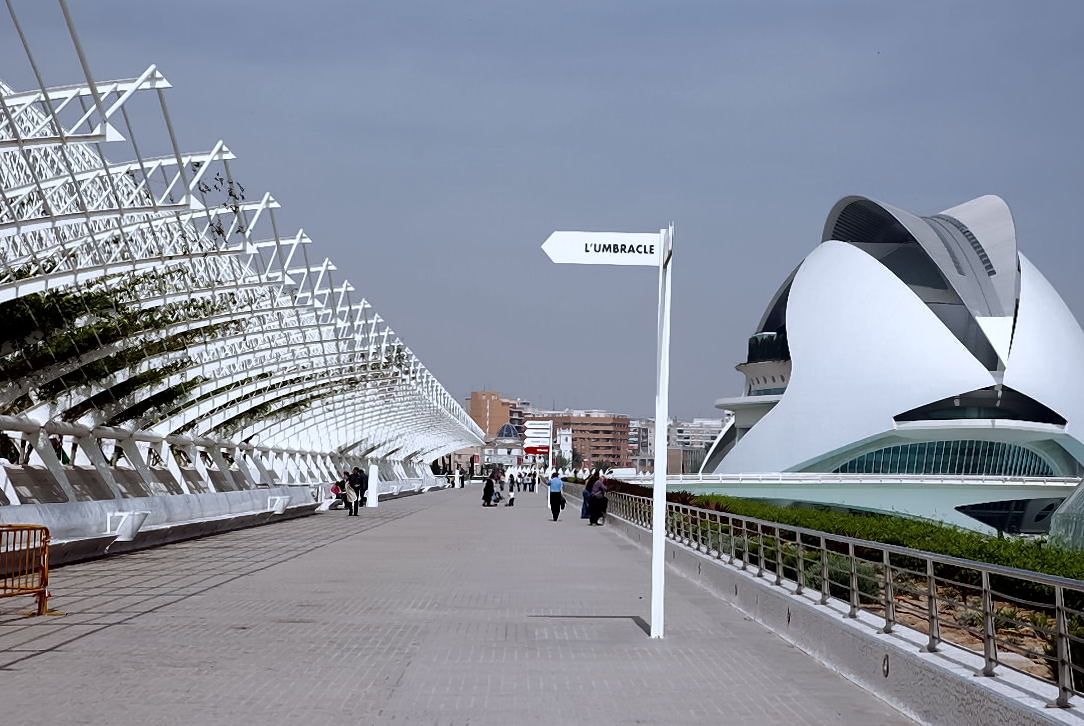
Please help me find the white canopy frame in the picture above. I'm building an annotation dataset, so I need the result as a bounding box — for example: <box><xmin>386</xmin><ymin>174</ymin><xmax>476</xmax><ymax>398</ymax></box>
<box><xmin>0</xmin><ymin>1</ymin><xmax>482</xmax><ymax>501</ymax></box>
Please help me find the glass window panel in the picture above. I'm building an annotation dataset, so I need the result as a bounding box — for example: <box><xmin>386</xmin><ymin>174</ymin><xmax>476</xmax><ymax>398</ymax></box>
<box><xmin>831</xmin><ymin>440</ymin><xmax>1053</xmax><ymax>477</ymax></box>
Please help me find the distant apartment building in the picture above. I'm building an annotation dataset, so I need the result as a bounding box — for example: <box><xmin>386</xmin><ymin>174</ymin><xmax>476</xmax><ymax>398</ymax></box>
<box><xmin>669</xmin><ymin>416</ymin><xmax>730</xmax><ymax>473</ymax></box>
<box><xmin>464</xmin><ymin>393</ymin><xmax>725</xmax><ymax>473</ymax></box>
<box><xmin>466</xmin><ymin>391</ymin><xmax>530</xmax><ymax>438</ymax></box>
<box><xmin>628</xmin><ymin>415</ymin><xmax>733</xmax><ymax>473</ymax></box>
<box><xmin>524</xmin><ymin>409</ymin><xmax>630</xmax><ymax>468</ymax></box>
<box><xmin>670</xmin><ymin>417</ymin><xmax>727</xmax><ymax>449</ymax></box>
<box><xmin>627</xmin><ymin>418</ymin><xmax>652</xmax><ymax>460</ymax></box>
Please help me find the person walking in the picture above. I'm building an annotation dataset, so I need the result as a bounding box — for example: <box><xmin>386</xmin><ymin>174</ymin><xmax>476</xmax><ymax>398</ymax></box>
<box><xmin>581</xmin><ymin>471</ymin><xmax>599</xmax><ymax>520</ymax></box>
<box><xmin>588</xmin><ymin>476</ymin><xmax>609</xmax><ymax>525</ymax></box>
<box><xmin>344</xmin><ymin>468</ymin><xmax>361</xmax><ymax>515</ymax></box>
<box><xmin>548</xmin><ymin>470</ymin><xmax>565</xmax><ymax>522</ymax></box>
<box><xmin>346</xmin><ymin>467</ymin><xmax>369</xmax><ymax>515</ymax></box>
<box><xmin>482</xmin><ymin>472</ymin><xmax>496</xmax><ymax>507</ymax></box>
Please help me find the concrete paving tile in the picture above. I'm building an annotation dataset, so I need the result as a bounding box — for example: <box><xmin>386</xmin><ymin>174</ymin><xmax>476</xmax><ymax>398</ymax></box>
<box><xmin>0</xmin><ymin>489</ymin><xmax>914</xmax><ymax>725</ymax></box>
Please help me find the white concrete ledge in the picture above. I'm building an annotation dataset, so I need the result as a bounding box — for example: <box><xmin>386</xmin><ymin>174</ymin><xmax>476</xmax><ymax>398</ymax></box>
<box><xmin>0</xmin><ymin>486</ymin><xmax>318</xmax><ymax>565</ymax></box>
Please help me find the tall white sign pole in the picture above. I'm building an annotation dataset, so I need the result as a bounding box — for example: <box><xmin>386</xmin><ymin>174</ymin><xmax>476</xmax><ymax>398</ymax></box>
<box><xmin>650</xmin><ymin>224</ymin><xmax>673</xmax><ymax>638</ymax></box>
<box><xmin>541</xmin><ymin>225</ymin><xmax>674</xmax><ymax>638</ymax></box>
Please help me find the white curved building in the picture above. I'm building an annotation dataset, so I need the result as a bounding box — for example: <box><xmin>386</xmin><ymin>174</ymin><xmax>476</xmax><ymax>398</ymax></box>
<box><xmin>705</xmin><ymin>195</ymin><xmax>1084</xmax><ymax>485</ymax></box>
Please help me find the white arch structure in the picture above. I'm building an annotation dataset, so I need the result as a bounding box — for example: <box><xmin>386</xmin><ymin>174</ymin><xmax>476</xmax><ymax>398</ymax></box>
<box><xmin>0</xmin><ymin>2</ymin><xmax>482</xmax><ymax>507</ymax></box>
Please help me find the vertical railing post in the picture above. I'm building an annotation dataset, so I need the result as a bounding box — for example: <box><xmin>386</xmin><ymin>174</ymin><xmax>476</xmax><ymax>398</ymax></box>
<box><xmin>795</xmin><ymin>533</ymin><xmax>805</xmax><ymax>596</ymax></box>
<box><xmin>847</xmin><ymin>542</ymin><xmax>859</xmax><ymax>618</ymax></box>
<box><xmin>881</xmin><ymin>549</ymin><xmax>895</xmax><ymax>634</ymax></box>
<box><xmin>728</xmin><ymin>515</ymin><xmax>737</xmax><ymax>565</ymax></box>
<box><xmin>980</xmin><ymin>570</ymin><xmax>997</xmax><ymax>676</ymax></box>
<box><xmin>36</xmin><ymin>529</ymin><xmax>49</xmax><ymax>616</ymax></box>
<box><xmin>741</xmin><ymin>520</ymin><xmax>750</xmax><ymax>571</ymax></box>
<box><xmin>755</xmin><ymin>522</ymin><xmax>764</xmax><ymax>578</ymax></box>
<box><xmin>716</xmin><ymin>512</ymin><xmax>725</xmax><ymax>559</ymax></box>
<box><xmin>774</xmin><ymin>529</ymin><xmax>783</xmax><ymax>586</ymax></box>
<box><xmin>924</xmin><ymin>558</ymin><xmax>940</xmax><ymax>652</ymax></box>
<box><xmin>712</xmin><ymin>512</ymin><xmax>721</xmax><ymax>558</ymax></box>
<box><xmin>820</xmin><ymin>536</ymin><xmax>830</xmax><ymax>605</ymax></box>
<box><xmin>1052</xmin><ymin>585</ymin><xmax>1074</xmax><ymax>707</ymax></box>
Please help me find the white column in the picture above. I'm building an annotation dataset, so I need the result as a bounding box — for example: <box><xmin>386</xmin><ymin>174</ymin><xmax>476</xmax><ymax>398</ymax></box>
<box><xmin>117</xmin><ymin>437</ymin><xmax>166</xmax><ymax>494</ymax></box>
<box><xmin>157</xmin><ymin>441</ymin><xmax>191</xmax><ymax>494</ymax></box>
<box><xmin>73</xmin><ymin>434</ymin><xmax>126</xmax><ymax>499</ymax></box>
<box><xmin>366</xmin><ymin>462</ymin><xmax>380</xmax><ymax>508</ymax></box>
<box><xmin>27</xmin><ymin>430</ymin><xmax>80</xmax><ymax>502</ymax></box>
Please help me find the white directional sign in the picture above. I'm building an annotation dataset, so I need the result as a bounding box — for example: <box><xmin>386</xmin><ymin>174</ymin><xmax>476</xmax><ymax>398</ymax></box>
<box><xmin>541</xmin><ymin>231</ymin><xmax>662</xmax><ymax>267</ymax></box>
<box><xmin>523</xmin><ymin>420</ymin><xmax>552</xmax><ymax>448</ymax></box>
<box><xmin>541</xmin><ymin>223</ymin><xmax>674</xmax><ymax>640</ymax></box>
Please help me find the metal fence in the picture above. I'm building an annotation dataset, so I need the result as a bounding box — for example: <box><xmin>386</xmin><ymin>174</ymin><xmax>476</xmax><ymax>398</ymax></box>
<box><xmin>0</xmin><ymin>525</ymin><xmax>50</xmax><ymax>616</ymax></box>
<box><xmin>607</xmin><ymin>491</ymin><xmax>1084</xmax><ymax>707</ymax></box>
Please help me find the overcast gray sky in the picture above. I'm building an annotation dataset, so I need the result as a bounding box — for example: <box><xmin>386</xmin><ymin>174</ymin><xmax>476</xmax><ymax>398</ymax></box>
<box><xmin>5</xmin><ymin>1</ymin><xmax>1084</xmax><ymax>420</ymax></box>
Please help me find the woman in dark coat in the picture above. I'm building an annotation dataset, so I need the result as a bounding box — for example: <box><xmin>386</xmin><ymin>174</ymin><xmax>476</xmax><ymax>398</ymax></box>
<box><xmin>482</xmin><ymin>473</ymin><xmax>496</xmax><ymax>507</ymax></box>
<box><xmin>581</xmin><ymin>471</ymin><xmax>599</xmax><ymax>519</ymax></box>
<box><xmin>588</xmin><ymin>476</ymin><xmax>609</xmax><ymax>525</ymax></box>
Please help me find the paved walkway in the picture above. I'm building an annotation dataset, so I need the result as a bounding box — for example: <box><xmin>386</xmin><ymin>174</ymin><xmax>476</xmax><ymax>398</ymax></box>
<box><xmin>0</xmin><ymin>487</ymin><xmax>914</xmax><ymax>725</ymax></box>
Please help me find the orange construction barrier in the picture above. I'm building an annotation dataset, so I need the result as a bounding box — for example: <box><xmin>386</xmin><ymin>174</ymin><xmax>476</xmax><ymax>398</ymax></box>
<box><xmin>0</xmin><ymin>525</ymin><xmax>50</xmax><ymax>616</ymax></box>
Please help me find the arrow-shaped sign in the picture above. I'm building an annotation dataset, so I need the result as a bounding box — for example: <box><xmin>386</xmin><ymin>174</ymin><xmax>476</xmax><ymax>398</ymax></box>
<box><xmin>541</xmin><ymin>231</ymin><xmax>662</xmax><ymax>267</ymax></box>
<box><xmin>540</xmin><ymin>222</ymin><xmax>674</xmax><ymax>639</ymax></box>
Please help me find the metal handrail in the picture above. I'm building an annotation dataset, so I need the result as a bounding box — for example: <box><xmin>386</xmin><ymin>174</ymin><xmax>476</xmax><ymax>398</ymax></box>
<box><xmin>605</xmin><ymin>491</ymin><xmax>1084</xmax><ymax>707</ymax></box>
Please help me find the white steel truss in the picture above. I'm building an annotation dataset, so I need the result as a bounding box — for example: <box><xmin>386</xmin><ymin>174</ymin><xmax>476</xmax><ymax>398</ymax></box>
<box><xmin>0</xmin><ymin>1</ymin><xmax>482</xmax><ymax>499</ymax></box>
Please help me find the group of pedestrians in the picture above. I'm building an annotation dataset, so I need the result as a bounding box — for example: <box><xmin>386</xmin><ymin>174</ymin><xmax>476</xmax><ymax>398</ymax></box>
<box><xmin>496</xmin><ymin>473</ymin><xmax>536</xmax><ymax>493</ymax></box>
<box><xmin>482</xmin><ymin>470</ymin><xmax>539</xmax><ymax>507</ymax></box>
<box><xmin>545</xmin><ymin>469</ymin><xmax>606</xmax><ymax>524</ymax></box>
<box><xmin>477</xmin><ymin>468</ymin><xmax>609</xmax><ymax>526</ymax></box>
<box><xmin>331</xmin><ymin>467</ymin><xmax>369</xmax><ymax>515</ymax></box>
<box><xmin>579</xmin><ymin>471</ymin><xmax>609</xmax><ymax>525</ymax></box>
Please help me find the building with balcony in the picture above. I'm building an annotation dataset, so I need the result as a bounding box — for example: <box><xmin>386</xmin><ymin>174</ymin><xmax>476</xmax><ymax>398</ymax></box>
<box><xmin>525</xmin><ymin>409</ymin><xmax>631</xmax><ymax>468</ymax></box>
<box><xmin>466</xmin><ymin>392</ymin><xmax>530</xmax><ymax>438</ymax></box>
<box><xmin>671</xmin><ymin>418</ymin><xmax>728</xmax><ymax>450</ymax></box>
